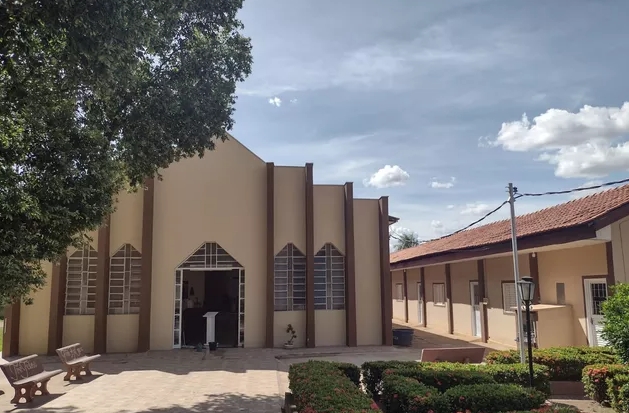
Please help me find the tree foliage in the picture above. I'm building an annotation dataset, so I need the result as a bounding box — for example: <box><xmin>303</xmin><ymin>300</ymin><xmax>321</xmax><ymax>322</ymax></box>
<box><xmin>392</xmin><ymin>230</ymin><xmax>421</xmax><ymax>252</ymax></box>
<box><xmin>602</xmin><ymin>283</ymin><xmax>629</xmax><ymax>363</ymax></box>
<box><xmin>0</xmin><ymin>0</ymin><xmax>252</xmax><ymax>305</ymax></box>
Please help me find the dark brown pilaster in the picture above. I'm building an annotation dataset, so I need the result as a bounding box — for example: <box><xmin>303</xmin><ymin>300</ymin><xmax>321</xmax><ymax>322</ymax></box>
<box><xmin>528</xmin><ymin>253</ymin><xmax>541</xmax><ymax>304</ymax></box>
<box><xmin>47</xmin><ymin>256</ymin><xmax>67</xmax><ymax>355</ymax></box>
<box><xmin>94</xmin><ymin>216</ymin><xmax>111</xmax><ymax>354</ymax></box>
<box><xmin>3</xmin><ymin>301</ymin><xmax>21</xmax><ymax>357</ymax></box>
<box><xmin>265</xmin><ymin>162</ymin><xmax>275</xmax><ymax>348</ymax></box>
<box><xmin>606</xmin><ymin>241</ymin><xmax>615</xmax><ymax>294</ymax></box>
<box><xmin>305</xmin><ymin>164</ymin><xmax>315</xmax><ymax>348</ymax></box>
<box><xmin>420</xmin><ymin>268</ymin><xmax>427</xmax><ymax>327</ymax></box>
<box><xmin>477</xmin><ymin>259</ymin><xmax>489</xmax><ymax>343</ymax></box>
<box><xmin>138</xmin><ymin>178</ymin><xmax>155</xmax><ymax>352</ymax></box>
<box><xmin>403</xmin><ymin>270</ymin><xmax>409</xmax><ymax>323</ymax></box>
<box><xmin>344</xmin><ymin>182</ymin><xmax>357</xmax><ymax>347</ymax></box>
<box><xmin>378</xmin><ymin>197</ymin><xmax>393</xmax><ymax>346</ymax></box>
<box><xmin>445</xmin><ymin>264</ymin><xmax>453</xmax><ymax>334</ymax></box>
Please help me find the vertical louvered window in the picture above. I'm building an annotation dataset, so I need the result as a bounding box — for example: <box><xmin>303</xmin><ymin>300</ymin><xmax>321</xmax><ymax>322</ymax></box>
<box><xmin>65</xmin><ymin>246</ymin><xmax>98</xmax><ymax>315</ymax></box>
<box><xmin>109</xmin><ymin>244</ymin><xmax>142</xmax><ymax>314</ymax></box>
<box><xmin>314</xmin><ymin>243</ymin><xmax>345</xmax><ymax>310</ymax></box>
<box><xmin>274</xmin><ymin>244</ymin><xmax>306</xmax><ymax>311</ymax></box>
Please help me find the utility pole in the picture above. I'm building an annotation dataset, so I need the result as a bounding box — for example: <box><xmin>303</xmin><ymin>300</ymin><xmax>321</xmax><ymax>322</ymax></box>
<box><xmin>508</xmin><ymin>183</ymin><xmax>526</xmax><ymax>363</ymax></box>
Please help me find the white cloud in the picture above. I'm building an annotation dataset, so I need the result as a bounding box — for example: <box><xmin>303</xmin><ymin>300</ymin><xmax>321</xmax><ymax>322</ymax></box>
<box><xmin>268</xmin><ymin>97</ymin><xmax>282</xmax><ymax>107</ymax></box>
<box><xmin>430</xmin><ymin>220</ymin><xmax>446</xmax><ymax>236</ymax></box>
<box><xmin>489</xmin><ymin>102</ymin><xmax>629</xmax><ymax>178</ymax></box>
<box><xmin>569</xmin><ymin>180</ymin><xmax>608</xmax><ymax>199</ymax></box>
<box><xmin>363</xmin><ymin>165</ymin><xmax>410</xmax><ymax>188</ymax></box>
<box><xmin>460</xmin><ymin>202</ymin><xmax>492</xmax><ymax>215</ymax></box>
<box><xmin>290</xmin><ymin>98</ymin><xmax>298</xmax><ymax>104</ymax></box>
<box><xmin>430</xmin><ymin>177</ymin><xmax>456</xmax><ymax>189</ymax></box>
<box><xmin>446</xmin><ymin>204</ymin><xmax>455</xmax><ymax>209</ymax></box>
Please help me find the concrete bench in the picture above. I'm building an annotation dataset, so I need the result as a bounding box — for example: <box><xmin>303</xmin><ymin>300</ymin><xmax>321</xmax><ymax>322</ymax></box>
<box><xmin>420</xmin><ymin>346</ymin><xmax>486</xmax><ymax>364</ymax></box>
<box><xmin>0</xmin><ymin>354</ymin><xmax>62</xmax><ymax>404</ymax></box>
<box><xmin>56</xmin><ymin>343</ymin><xmax>101</xmax><ymax>381</ymax></box>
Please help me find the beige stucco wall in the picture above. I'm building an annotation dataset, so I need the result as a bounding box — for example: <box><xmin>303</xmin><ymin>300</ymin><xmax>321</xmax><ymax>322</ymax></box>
<box><xmin>391</xmin><ymin>270</ymin><xmax>405</xmax><ymax>322</ymax></box>
<box><xmin>312</xmin><ymin>185</ymin><xmax>346</xmax><ymax>346</ymax></box>
<box><xmin>315</xmin><ymin>310</ymin><xmax>346</xmax><ymax>346</ymax></box>
<box><xmin>63</xmin><ymin>316</ymin><xmax>95</xmax><ymax>352</ymax></box>
<box><xmin>106</xmin><ymin>315</ymin><xmax>139</xmax><ymax>353</ymax></box>
<box><xmin>611</xmin><ymin>217</ymin><xmax>629</xmax><ymax>283</ymax></box>
<box><xmin>274</xmin><ymin>311</ymin><xmax>307</xmax><ymax>347</ymax></box>
<box><xmin>151</xmin><ymin>139</ymin><xmax>267</xmax><ymax>349</ymax></box>
<box><xmin>450</xmin><ymin>260</ymin><xmax>478</xmax><ymax>337</ymax></box>
<box><xmin>537</xmin><ymin>243</ymin><xmax>607</xmax><ymax>346</ymax></box>
<box><xmin>19</xmin><ymin>262</ymin><xmax>53</xmax><ymax>355</ymax></box>
<box><xmin>424</xmin><ymin>264</ymin><xmax>448</xmax><ymax>332</ymax></box>
<box><xmin>273</xmin><ymin>166</ymin><xmax>307</xmax><ymax>346</ymax></box>
<box><xmin>535</xmin><ymin>306</ymin><xmax>574</xmax><ymax>348</ymax></box>
<box><xmin>484</xmin><ymin>254</ymin><xmax>529</xmax><ymax>346</ymax></box>
<box><xmin>354</xmin><ymin>199</ymin><xmax>382</xmax><ymax>346</ymax></box>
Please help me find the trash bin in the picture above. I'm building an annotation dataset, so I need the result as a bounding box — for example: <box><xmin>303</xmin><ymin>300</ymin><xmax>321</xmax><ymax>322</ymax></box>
<box><xmin>392</xmin><ymin>328</ymin><xmax>414</xmax><ymax>346</ymax></box>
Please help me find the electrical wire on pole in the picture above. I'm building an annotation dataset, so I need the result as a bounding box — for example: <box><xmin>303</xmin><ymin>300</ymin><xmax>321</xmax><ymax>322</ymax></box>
<box><xmin>508</xmin><ymin>183</ymin><xmax>526</xmax><ymax>364</ymax></box>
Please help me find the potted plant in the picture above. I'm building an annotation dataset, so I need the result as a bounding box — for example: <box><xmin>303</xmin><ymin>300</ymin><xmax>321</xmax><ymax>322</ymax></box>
<box><xmin>284</xmin><ymin>324</ymin><xmax>297</xmax><ymax>349</ymax></box>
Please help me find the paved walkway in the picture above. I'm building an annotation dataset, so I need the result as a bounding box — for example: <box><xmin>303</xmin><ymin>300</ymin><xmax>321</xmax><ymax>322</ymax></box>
<box><xmin>0</xmin><ymin>346</ymin><xmax>423</xmax><ymax>413</ymax></box>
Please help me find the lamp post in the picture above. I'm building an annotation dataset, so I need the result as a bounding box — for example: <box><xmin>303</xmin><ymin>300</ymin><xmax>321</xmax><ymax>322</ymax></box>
<box><xmin>518</xmin><ymin>276</ymin><xmax>536</xmax><ymax>388</ymax></box>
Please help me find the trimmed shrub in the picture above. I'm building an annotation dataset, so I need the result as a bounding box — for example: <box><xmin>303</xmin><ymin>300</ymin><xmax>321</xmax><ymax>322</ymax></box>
<box><xmin>444</xmin><ymin>383</ymin><xmax>547</xmax><ymax>413</ymax></box>
<box><xmin>582</xmin><ymin>364</ymin><xmax>629</xmax><ymax>403</ymax></box>
<box><xmin>289</xmin><ymin>360</ymin><xmax>381</xmax><ymax>413</ymax></box>
<box><xmin>408</xmin><ymin>361</ymin><xmax>551</xmax><ymax>395</ymax></box>
<box><xmin>608</xmin><ymin>373</ymin><xmax>629</xmax><ymax>412</ymax></box>
<box><xmin>361</xmin><ymin>360</ymin><xmax>419</xmax><ymax>400</ymax></box>
<box><xmin>505</xmin><ymin>405</ymin><xmax>581</xmax><ymax>413</ymax></box>
<box><xmin>479</xmin><ymin>362</ymin><xmax>551</xmax><ymax>396</ymax></box>
<box><xmin>602</xmin><ymin>283</ymin><xmax>629</xmax><ymax>364</ymax></box>
<box><xmin>486</xmin><ymin>346</ymin><xmax>620</xmax><ymax>381</ymax></box>
<box><xmin>392</xmin><ymin>367</ymin><xmax>496</xmax><ymax>392</ymax></box>
<box><xmin>381</xmin><ymin>374</ymin><xmax>450</xmax><ymax>413</ymax></box>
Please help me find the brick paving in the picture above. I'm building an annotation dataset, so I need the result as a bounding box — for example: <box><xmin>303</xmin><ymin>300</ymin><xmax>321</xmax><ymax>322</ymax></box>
<box><xmin>0</xmin><ymin>328</ymin><xmax>612</xmax><ymax>412</ymax></box>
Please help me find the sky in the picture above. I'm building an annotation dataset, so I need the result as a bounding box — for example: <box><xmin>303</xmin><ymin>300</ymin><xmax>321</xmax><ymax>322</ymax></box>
<box><xmin>230</xmin><ymin>0</ymin><xmax>629</xmax><ymax>242</ymax></box>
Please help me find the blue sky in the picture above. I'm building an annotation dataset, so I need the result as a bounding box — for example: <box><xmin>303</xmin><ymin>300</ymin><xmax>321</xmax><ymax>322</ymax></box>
<box><xmin>230</xmin><ymin>0</ymin><xmax>629</xmax><ymax>240</ymax></box>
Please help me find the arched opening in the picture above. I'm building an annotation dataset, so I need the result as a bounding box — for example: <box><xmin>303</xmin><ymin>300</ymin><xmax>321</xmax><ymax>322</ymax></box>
<box><xmin>173</xmin><ymin>242</ymin><xmax>245</xmax><ymax>349</ymax></box>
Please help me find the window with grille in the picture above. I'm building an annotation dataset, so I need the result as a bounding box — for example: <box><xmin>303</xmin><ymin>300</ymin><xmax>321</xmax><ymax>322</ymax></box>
<box><xmin>502</xmin><ymin>282</ymin><xmax>518</xmax><ymax>313</ymax></box>
<box><xmin>395</xmin><ymin>283</ymin><xmax>404</xmax><ymax>301</ymax></box>
<box><xmin>274</xmin><ymin>243</ymin><xmax>306</xmax><ymax>311</ymax></box>
<box><xmin>314</xmin><ymin>243</ymin><xmax>345</xmax><ymax>310</ymax></box>
<box><xmin>433</xmin><ymin>283</ymin><xmax>446</xmax><ymax>306</ymax></box>
<box><xmin>179</xmin><ymin>242</ymin><xmax>242</xmax><ymax>269</ymax></box>
<box><xmin>109</xmin><ymin>244</ymin><xmax>142</xmax><ymax>315</ymax></box>
<box><xmin>65</xmin><ymin>246</ymin><xmax>98</xmax><ymax>315</ymax></box>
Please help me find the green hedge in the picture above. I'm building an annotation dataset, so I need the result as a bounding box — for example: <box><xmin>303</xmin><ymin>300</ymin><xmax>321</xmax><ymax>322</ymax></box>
<box><xmin>361</xmin><ymin>360</ymin><xmax>419</xmax><ymax>400</ymax></box>
<box><xmin>288</xmin><ymin>361</ymin><xmax>380</xmax><ymax>413</ymax></box>
<box><xmin>582</xmin><ymin>364</ymin><xmax>629</xmax><ymax>404</ymax></box>
<box><xmin>391</xmin><ymin>367</ymin><xmax>496</xmax><ymax>392</ymax></box>
<box><xmin>443</xmin><ymin>383</ymin><xmax>546</xmax><ymax>413</ymax></box>
<box><xmin>608</xmin><ymin>373</ymin><xmax>629</xmax><ymax>413</ymax></box>
<box><xmin>381</xmin><ymin>374</ymin><xmax>449</xmax><ymax>413</ymax></box>
<box><xmin>486</xmin><ymin>346</ymin><xmax>620</xmax><ymax>381</ymax></box>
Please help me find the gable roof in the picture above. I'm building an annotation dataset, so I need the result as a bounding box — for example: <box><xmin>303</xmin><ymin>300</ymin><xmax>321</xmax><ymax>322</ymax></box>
<box><xmin>391</xmin><ymin>183</ymin><xmax>629</xmax><ymax>268</ymax></box>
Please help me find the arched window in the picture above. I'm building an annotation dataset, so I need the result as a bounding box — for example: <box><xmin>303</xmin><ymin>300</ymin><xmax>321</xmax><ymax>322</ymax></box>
<box><xmin>314</xmin><ymin>243</ymin><xmax>345</xmax><ymax>310</ymax></box>
<box><xmin>65</xmin><ymin>246</ymin><xmax>98</xmax><ymax>315</ymax></box>
<box><xmin>274</xmin><ymin>244</ymin><xmax>306</xmax><ymax>311</ymax></box>
<box><xmin>109</xmin><ymin>244</ymin><xmax>142</xmax><ymax>314</ymax></box>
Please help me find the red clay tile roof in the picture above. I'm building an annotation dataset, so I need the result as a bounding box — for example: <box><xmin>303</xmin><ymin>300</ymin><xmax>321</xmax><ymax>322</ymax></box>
<box><xmin>390</xmin><ymin>183</ymin><xmax>629</xmax><ymax>264</ymax></box>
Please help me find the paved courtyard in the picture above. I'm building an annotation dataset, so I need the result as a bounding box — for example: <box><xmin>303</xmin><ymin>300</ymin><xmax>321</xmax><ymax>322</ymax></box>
<box><xmin>0</xmin><ymin>326</ymin><xmax>602</xmax><ymax>412</ymax></box>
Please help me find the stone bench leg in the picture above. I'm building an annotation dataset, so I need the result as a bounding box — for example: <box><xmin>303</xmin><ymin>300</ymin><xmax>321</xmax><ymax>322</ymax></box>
<box><xmin>31</xmin><ymin>379</ymin><xmax>51</xmax><ymax>397</ymax></box>
<box><xmin>82</xmin><ymin>363</ymin><xmax>93</xmax><ymax>377</ymax></box>
<box><xmin>64</xmin><ymin>365</ymin><xmax>83</xmax><ymax>381</ymax></box>
<box><xmin>11</xmin><ymin>384</ymin><xmax>34</xmax><ymax>404</ymax></box>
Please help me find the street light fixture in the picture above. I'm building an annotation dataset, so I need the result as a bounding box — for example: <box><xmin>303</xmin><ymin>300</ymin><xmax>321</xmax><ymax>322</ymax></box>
<box><xmin>518</xmin><ymin>276</ymin><xmax>536</xmax><ymax>388</ymax></box>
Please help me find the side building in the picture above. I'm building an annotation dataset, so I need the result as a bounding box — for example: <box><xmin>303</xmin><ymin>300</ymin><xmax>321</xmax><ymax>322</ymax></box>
<box><xmin>390</xmin><ymin>185</ymin><xmax>629</xmax><ymax>349</ymax></box>
<box><xmin>3</xmin><ymin>135</ymin><xmax>393</xmax><ymax>356</ymax></box>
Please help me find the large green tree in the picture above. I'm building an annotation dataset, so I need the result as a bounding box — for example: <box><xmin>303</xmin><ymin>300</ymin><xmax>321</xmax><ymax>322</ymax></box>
<box><xmin>0</xmin><ymin>0</ymin><xmax>252</xmax><ymax>305</ymax></box>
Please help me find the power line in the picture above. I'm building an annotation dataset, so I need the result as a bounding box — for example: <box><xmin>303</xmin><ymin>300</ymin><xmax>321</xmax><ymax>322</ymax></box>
<box><xmin>391</xmin><ymin>176</ymin><xmax>629</xmax><ymax>249</ymax></box>
<box><xmin>517</xmin><ymin>177</ymin><xmax>629</xmax><ymax>197</ymax></box>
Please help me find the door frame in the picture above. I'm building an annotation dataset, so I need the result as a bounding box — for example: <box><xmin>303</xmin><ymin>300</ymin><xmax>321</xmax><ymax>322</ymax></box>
<box><xmin>417</xmin><ymin>282</ymin><xmax>424</xmax><ymax>325</ymax></box>
<box><xmin>174</xmin><ymin>267</ymin><xmax>244</xmax><ymax>349</ymax></box>
<box><xmin>470</xmin><ymin>281</ymin><xmax>481</xmax><ymax>337</ymax></box>
<box><xmin>583</xmin><ymin>277</ymin><xmax>608</xmax><ymax>347</ymax></box>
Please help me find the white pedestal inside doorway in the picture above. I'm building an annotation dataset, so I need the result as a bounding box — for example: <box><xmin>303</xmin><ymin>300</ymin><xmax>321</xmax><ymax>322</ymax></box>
<box><xmin>203</xmin><ymin>312</ymin><xmax>219</xmax><ymax>345</ymax></box>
